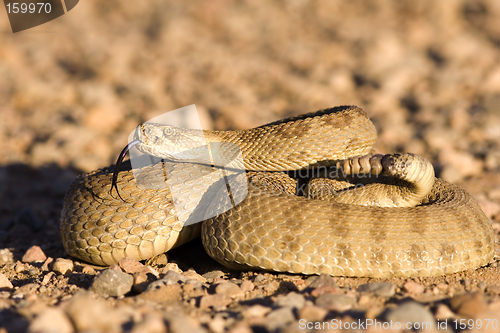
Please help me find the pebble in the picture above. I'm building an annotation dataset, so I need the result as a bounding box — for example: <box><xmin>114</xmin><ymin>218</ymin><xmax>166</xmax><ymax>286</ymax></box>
<box><xmin>308</xmin><ymin>274</ymin><xmax>338</xmax><ymax>289</ymax></box>
<box><xmin>228</xmin><ymin>322</ymin><xmax>252</xmax><ymax>333</ymax></box>
<box><xmin>357</xmin><ymin>282</ymin><xmax>396</xmax><ymax>297</ymax></box>
<box><xmin>158</xmin><ymin>263</ymin><xmax>182</xmax><ymax>275</ymax></box>
<box><xmin>384</xmin><ymin>301</ymin><xmax>435</xmax><ymax>327</ymax></box>
<box><xmin>240</xmin><ymin>280</ymin><xmax>254</xmax><ymax>293</ymax></box>
<box><xmin>265</xmin><ymin>307</ymin><xmax>296</xmax><ymax>332</ymax></box>
<box><xmin>164</xmin><ymin>311</ymin><xmax>206</xmax><ymax>333</ymax></box>
<box><xmin>12</xmin><ymin>283</ymin><xmax>39</xmax><ymax>299</ymax></box>
<box><xmin>131</xmin><ymin>313</ymin><xmax>166</xmax><ymax>333</ymax></box>
<box><xmin>182</xmin><ymin>269</ymin><xmax>207</xmax><ymax>283</ymax></box>
<box><xmin>118</xmin><ymin>257</ymin><xmax>147</xmax><ymax>273</ymax></box>
<box><xmin>315</xmin><ymin>293</ymin><xmax>356</xmax><ymax>311</ymax></box>
<box><xmin>41</xmin><ymin>272</ymin><xmax>55</xmax><ymax>285</ymax></box>
<box><xmin>119</xmin><ymin>257</ymin><xmax>158</xmax><ymax>277</ymax></box>
<box><xmin>202</xmin><ymin>270</ymin><xmax>225</xmax><ymax>281</ymax></box>
<box><xmin>151</xmin><ymin>270</ymin><xmax>187</xmax><ymax>287</ymax></box>
<box><xmin>138</xmin><ymin>284</ymin><xmax>182</xmax><ymax>303</ymax></box>
<box><xmin>90</xmin><ymin>269</ymin><xmax>134</xmax><ymax>297</ymax></box>
<box><xmin>199</xmin><ymin>294</ymin><xmax>232</xmax><ymax>310</ymax></box>
<box><xmin>132</xmin><ymin>272</ymin><xmax>150</xmax><ymax>293</ymax></box>
<box><xmin>434</xmin><ymin>303</ymin><xmax>455</xmax><ymax>320</ymax></box>
<box><xmin>15</xmin><ymin>261</ymin><xmax>26</xmax><ymax>273</ymax></box>
<box><xmin>403</xmin><ymin>281</ymin><xmax>425</xmax><ymax>295</ymax></box>
<box><xmin>207</xmin><ymin>315</ymin><xmax>225</xmax><ymax>333</ymax></box>
<box><xmin>82</xmin><ymin>265</ymin><xmax>96</xmax><ymax>274</ymax></box>
<box><xmin>0</xmin><ymin>273</ymin><xmax>13</xmax><ymax>290</ymax></box>
<box><xmin>242</xmin><ymin>304</ymin><xmax>272</xmax><ymax>319</ymax></box>
<box><xmin>65</xmin><ymin>291</ymin><xmax>130</xmax><ymax>332</ymax></box>
<box><xmin>486</xmin><ymin>285</ymin><xmax>500</xmax><ymax>294</ymax></box>
<box><xmin>449</xmin><ymin>292</ymin><xmax>486</xmax><ymax>318</ymax></box>
<box><xmin>215</xmin><ymin>282</ymin><xmax>244</xmax><ymax>298</ymax></box>
<box><xmin>259</xmin><ymin>280</ymin><xmax>279</xmax><ymax>295</ymax></box>
<box><xmin>298</xmin><ymin>304</ymin><xmax>328</xmax><ymax>322</ymax></box>
<box><xmin>28</xmin><ymin>308</ymin><xmax>74</xmax><ymax>333</ymax></box>
<box><xmin>0</xmin><ymin>248</ymin><xmax>13</xmax><ymax>265</ymax></box>
<box><xmin>52</xmin><ymin>258</ymin><xmax>74</xmax><ymax>275</ymax></box>
<box><xmin>41</xmin><ymin>257</ymin><xmax>53</xmax><ymax>271</ymax></box>
<box><xmin>275</xmin><ymin>292</ymin><xmax>306</xmax><ymax>310</ymax></box>
<box><xmin>22</xmin><ymin>246</ymin><xmax>47</xmax><ymax>263</ymax></box>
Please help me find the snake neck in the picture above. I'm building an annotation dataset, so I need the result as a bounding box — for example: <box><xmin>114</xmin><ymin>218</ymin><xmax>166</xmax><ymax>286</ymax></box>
<box><xmin>136</xmin><ymin>106</ymin><xmax>378</xmax><ymax>172</ymax></box>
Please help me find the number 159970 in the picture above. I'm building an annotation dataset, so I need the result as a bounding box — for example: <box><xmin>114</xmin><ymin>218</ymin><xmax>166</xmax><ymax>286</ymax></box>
<box><xmin>6</xmin><ymin>3</ymin><xmax>52</xmax><ymax>14</ymax></box>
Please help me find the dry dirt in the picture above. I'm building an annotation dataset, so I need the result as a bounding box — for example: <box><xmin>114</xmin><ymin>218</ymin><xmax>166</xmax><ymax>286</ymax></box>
<box><xmin>0</xmin><ymin>1</ymin><xmax>500</xmax><ymax>332</ymax></box>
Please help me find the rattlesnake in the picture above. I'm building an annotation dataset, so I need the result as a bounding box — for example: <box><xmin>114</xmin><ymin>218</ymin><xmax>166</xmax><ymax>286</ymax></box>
<box><xmin>60</xmin><ymin>106</ymin><xmax>494</xmax><ymax>277</ymax></box>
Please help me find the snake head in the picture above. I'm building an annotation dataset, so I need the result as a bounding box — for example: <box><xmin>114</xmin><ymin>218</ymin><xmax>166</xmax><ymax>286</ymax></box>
<box><xmin>133</xmin><ymin>123</ymin><xmax>212</xmax><ymax>163</ymax></box>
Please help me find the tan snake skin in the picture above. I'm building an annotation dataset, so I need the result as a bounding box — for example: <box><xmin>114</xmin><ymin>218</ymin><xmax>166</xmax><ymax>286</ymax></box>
<box><xmin>60</xmin><ymin>106</ymin><xmax>494</xmax><ymax>277</ymax></box>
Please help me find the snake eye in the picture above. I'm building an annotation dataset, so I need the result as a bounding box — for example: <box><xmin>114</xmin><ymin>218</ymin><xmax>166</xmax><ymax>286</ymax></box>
<box><xmin>164</xmin><ymin>127</ymin><xmax>173</xmax><ymax>136</ymax></box>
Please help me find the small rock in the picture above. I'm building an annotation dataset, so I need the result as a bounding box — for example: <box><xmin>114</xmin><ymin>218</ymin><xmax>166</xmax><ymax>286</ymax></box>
<box><xmin>207</xmin><ymin>315</ymin><xmax>225</xmax><ymax>333</ymax></box>
<box><xmin>41</xmin><ymin>272</ymin><xmax>55</xmax><ymax>285</ymax></box>
<box><xmin>228</xmin><ymin>322</ymin><xmax>252</xmax><ymax>333</ymax></box>
<box><xmin>310</xmin><ymin>285</ymin><xmax>340</xmax><ymax>297</ymax></box>
<box><xmin>22</xmin><ymin>246</ymin><xmax>47</xmax><ymax>263</ymax></box>
<box><xmin>28</xmin><ymin>308</ymin><xmax>74</xmax><ymax>333</ymax></box>
<box><xmin>12</xmin><ymin>283</ymin><xmax>38</xmax><ymax>299</ymax></box>
<box><xmin>434</xmin><ymin>303</ymin><xmax>455</xmax><ymax>320</ymax></box>
<box><xmin>90</xmin><ymin>269</ymin><xmax>133</xmax><ymax>297</ymax></box>
<box><xmin>315</xmin><ymin>293</ymin><xmax>356</xmax><ymax>311</ymax></box>
<box><xmin>260</xmin><ymin>280</ymin><xmax>279</xmax><ymax>295</ymax></box>
<box><xmin>138</xmin><ymin>284</ymin><xmax>182</xmax><ymax>303</ymax></box>
<box><xmin>15</xmin><ymin>261</ymin><xmax>26</xmax><ymax>273</ymax></box>
<box><xmin>215</xmin><ymin>282</ymin><xmax>244</xmax><ymax>298</ymax></box>
<box><xmin>486</xmin><ymin>285</ymin><xmax>500</xmax><ymax>294</ymax></box>
<box><xmin>265</xmin><ymin>307</ymin><xmax>295</xmax><ymax>332</ymax></box>
<box><xmin>119</xmin><ymin>257</ymin><xmax>147</xmax><ymax>274</ymax></box>
<box><xmin>0</xmin><ymin>273</ymin><xmax>13</xmax><ymax>290</ymax></box>
<box><xmin>132</xmin><ymin>272</ymin><xmax>150</xmax><ymax>293</ymax></box>
<box><xmin>357</xmin><ymin>282</ymin><xmax>396</xmax><ymax>297</ymax></box>
<box><xmin>477</xmin><ymin>281</ymin><xmax>487</xmax><ymax>291</ymax></box>
<box><xmin>182</xmin><ymin>269</ymin><xmax>206</xmax><ymax>283</ymax></box>
<box><xmin>384</xmin><ymin>301</ymin><xmax>435</xmax><ymax>327</ymax></box>
<box><xmin>240</xmin><ymin>280</ymin><xmax>254</xmax><ymax>293</ymax></box>
<box><xmin>131</xmin><ymin>313</ymin><xmax>166</xmax><ymax>333</ymax></box>
<box><xmin>82</xmin><ymin>265</ymin><xmax>96</xmax><ymax>274</ymax></box>
<box><xmin>154</xmin><ymin>270</ymin><xmax>188</xmax><ymax>287</ymax></box>
<box><xmin>41</xmin><ymin>257</ymin><xmax>53</xmax><ymax>271</ymax></box>
<box><xmin>403</xmin><ymin>281</ymin><xmax>424</xmax><ymax>295</ymax></box>
<box><xmin>202</xmin><ymin>270</ymin><xmax>225</xmax><ymax>281</ymax></box>
<box><xmin>298</xmin><ymin>304</ymin><xmax>328</xmax><ymax>322</ymax></box>
<box><xmin>242</xmin><ymin>304</ymin><xmax>272</xmax><ymax>319</ymax></box>
<box><xmin>164</xmin><ymin>311</ymin><xmax>206</xmax><ymax>333</ymax></box>
<box><xmin>308</xmin><ymin>274</ymin><xmax>338</xmax><ymax>289</ymax></box>
<box><xmin>275</xmin><ymin>292</ymin><xmax>306</xmax><ymax>310</ymax></box>
<box><xmin>52</xmin><ymin>258</ymin><xmax>74</xmax><ymax>275</ymax></box>
<box><xmin>109</xmin><ymin>264</ymin><xmax>122</xmax><ymax>271</ymax></box>
<box><xmin>66</xmin><ymin>291</ymin><xmax>130</xmax><ymax>332</ymax></box>
<box><xmin>449</xmin><ymin>292</ymin><xmax>486</xmax><ymax>318</ymax></box>
<box><xmin>357</xmin><ymin>294</ymin><xmax>373</xmax><ymax>307</ymax></box>
<box><xmin>199</xmin><ymin>294</ymin><xmax>232</xmax><ymax>310</ymax></box>
<box><xmin>158</xmin><ymin>263</ymin><xmax>182</xmax><ymax>275</ymax></box>
<box><xmin>0</xmin><ymin>249</ymin><xmax>13</xmax><ymax>265</ymax></box>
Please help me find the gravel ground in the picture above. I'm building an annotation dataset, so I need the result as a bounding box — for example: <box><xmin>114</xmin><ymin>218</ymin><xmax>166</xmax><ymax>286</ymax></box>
<box><xmin>1</xmin><ymin>1</ymin><xmax>500</xmax><ymax>332</ymax></box>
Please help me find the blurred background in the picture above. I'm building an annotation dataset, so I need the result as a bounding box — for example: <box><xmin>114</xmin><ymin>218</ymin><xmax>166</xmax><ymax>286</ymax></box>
<box><xmin>0</xmin><ymin>0</ymin><xmax>499</xmax><ymax>247</ymax></box>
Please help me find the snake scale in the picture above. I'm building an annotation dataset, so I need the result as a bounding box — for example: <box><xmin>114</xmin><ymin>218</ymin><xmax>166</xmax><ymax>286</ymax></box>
<box><xmin>60</xmin><ymin>106</ymin><xmax>494</xmax><ymax>277</ymax></box>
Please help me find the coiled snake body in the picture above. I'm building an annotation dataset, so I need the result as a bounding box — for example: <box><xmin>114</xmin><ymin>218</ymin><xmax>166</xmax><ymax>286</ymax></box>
<box><xmin>60</xmin><ymin>106</ymin><xmax>494</xmax><ymax>277</ymax></box>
